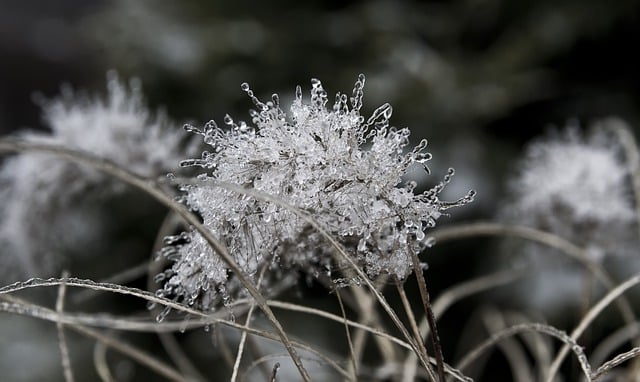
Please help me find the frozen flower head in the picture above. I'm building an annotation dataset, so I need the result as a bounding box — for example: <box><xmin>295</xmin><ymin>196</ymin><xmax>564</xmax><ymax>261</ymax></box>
<box><xmin>158</xmin><ymin>75</ymin><xmax>474</xmax><ymax>311</ymax></box>
<box><xmin>510</xmin><ymin>125</ymin><xmax>634</xmax><ymax>226</ymax></box>
<box><xmin>37</xmin><ymin>71</ymin><xmax>189</xmax><ymax>179</ymax></box>
<box><xmin>505</xmin><ymin>123</ymin><xmax>636</xmax><ymax>258</ymax></box>
<box><xmin>499</xmin><ymin>121</ymin><xmax>638</xmax><ymax>313</ymax></box>
<box><xmin>0</xmin><ymin>72</ymin><xmax>190</xmax><ymax>280</ymax></box>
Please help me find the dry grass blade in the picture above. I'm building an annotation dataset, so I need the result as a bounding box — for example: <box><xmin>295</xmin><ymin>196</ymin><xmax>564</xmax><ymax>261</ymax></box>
<box><xmin>395</xmin><ymin>280</ymin><xmax>437</xmax><ymax>382</ymax></box>
<box><xmin>592</xmin><ymin>347</ymin><xmax>640</xmax><ymax>381</ymax></box>
<box><xmin>231</xmin><ymin>265</ymin><xmax>269</xmax><ymax>382</ymax></box>
<box><xmin>456</xmin><ymin>322</ymin><xmax>592</xmax><ymax>380</ymax></box>
<box><xmin>157</xmin><ymin>331</ymin><xmax>206</xmax><ymax>382</ymax></box>
<box><xmin>0</xmin><ymin>296</ymin><xmax>352</xmax><ymax>379</ymax></box>
<box><xmin>56</xmin><ymin>271</ymin><xmax>75</xmax><ymax>382</ymax></box>
<box><xmin>1</xmin><ymin>294</ymin><xmax>188</xmax><ymax>382</ymax></box>
<box><xmin>591</xmin><ymin>322</ymin><xmax>640</xmax><ymax>367</ymax></box>
<box><xmin>481</xmin><ymin>309</ymin><xmax>533</xmax><ymax>382</ymax></box>
<box><xmin>546</xmin><ymin>272</ymin><xmax>640</xmax><ymax>382</ymax></box>
<box><xmin>408</xmin><ymin>246</ymin><xmax>445</xmax><ymax>381</ymax></box>
<box><xmin>505</xmin><ymin>312</ymin><xmax>554</xmax><ymax>381</ymax></box>
<box><xmin>93</xmin><ymin>338</ymin><xmax>114</xmax><ymax>382</ymax></box>
<box><xmin>432</xmin><ymin>269</ymin><xmax>529</xmax><ymax>320</ymax></box>
<box><xmin>402</xmin><ymin>268</ymin><xmax>527</xmax><ymax>381</ymax></box>
<box><xmin>432</xmin><ymin>222</ymin><xmax>637</xmax><ymax>330</ymax></box>
<box><xmin>335</xmin><ymin>287</ymin><xmax>358</xmax><ymax>381</ymax></box>
<box><xmin>72</xmin><ymin>261</ymin><xmax>151</xmax><ymax>304</ymax></box>
<box><xmin>0</xmin><ymin>277</ymin><xmax>205</xmax><ymax>316</ymax></box>
<box><xmin>267</xmin><ymin>300</ymin><xmax>412</xmax><ymax>350</ymax></box>
<box><xmin>346</xmin><ymin>280</ymin><xmax>398</xmax><ymax>374</ymax></box>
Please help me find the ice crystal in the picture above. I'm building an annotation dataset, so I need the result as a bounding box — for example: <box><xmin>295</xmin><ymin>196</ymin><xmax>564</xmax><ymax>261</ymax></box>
<box><xmin>0</xmin><ymin>72</ymin><xmax>190</xmax><ymax>279</ymax></box>
<box><xmin>158</xmin><ymin>75</ymin><xmax>474</xmax><ymax>310</ymax></box>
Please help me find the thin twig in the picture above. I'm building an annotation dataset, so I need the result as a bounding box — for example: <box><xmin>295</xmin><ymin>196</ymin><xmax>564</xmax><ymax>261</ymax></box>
<box><xmin>408</xmin><ymin>246</ymin><xmax>445</xmax><ymax>381</ymax></box>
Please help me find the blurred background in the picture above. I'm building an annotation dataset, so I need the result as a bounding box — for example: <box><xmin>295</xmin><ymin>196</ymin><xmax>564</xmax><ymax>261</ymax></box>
<box><xmin>2</xmin><ymin>0</ymin><xmax>640</xmax><ymax>213</ymax></box>
<box><xmin>2</xmin><ymin>0</ymin><xmax>640</xmax><ymax>380</ymax></box>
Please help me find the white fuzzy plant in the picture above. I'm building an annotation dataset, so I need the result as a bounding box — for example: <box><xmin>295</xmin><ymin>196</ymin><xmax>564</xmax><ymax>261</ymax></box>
<box><xmin>0</xmin><ymin>72</ymin><xmax>190</xmax><ymax>281</ymax></box>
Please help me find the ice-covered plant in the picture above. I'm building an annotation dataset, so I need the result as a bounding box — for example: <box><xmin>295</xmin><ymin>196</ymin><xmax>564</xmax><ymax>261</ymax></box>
<box><xmin>157</xmin><ymin>74</ymin><xmax>474</xmax><ymax>311</ymax></box>
<box><xmin>505</xmin><ymin>124</ymin><xmax>636</xmax><ymax>260</ymax></box>
<box><xmin>499</xmin><ymin>122</ymin><xmax>638</xmax><ymax>311</ymax></box>
<box><xmin>0</xmin><ymin>72</ymin><xmax>190</xmax><ymax>280</ymax></box>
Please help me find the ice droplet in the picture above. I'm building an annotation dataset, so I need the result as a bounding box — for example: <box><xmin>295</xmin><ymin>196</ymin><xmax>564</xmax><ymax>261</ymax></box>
<box><xmin>351</xmin><ymin>73</ymin><xmax>366</xmax><ymax>111</ymax></box>
<box><xmin>156</xmin><ymin>306</ymin><xmax>171</xmax><ymax>323</ymax></box>
<box><xmin>424</xmin><ymin>236</ymin><xmax>436</xmax><ymax>248</ymax></box>
<box><xmin>357</xmin><ymin>238</ymin><xmax>367</xmax><ymax>252</ymax></box>
<box><xmin>295</xmin><ymin>85</ymin><xmax>303</xmax><ymax>102</ymax></box>
<box><xmin>367</xmin><ymin>103</ymin><xmax>392</xmax><ymax>125</ymax></box>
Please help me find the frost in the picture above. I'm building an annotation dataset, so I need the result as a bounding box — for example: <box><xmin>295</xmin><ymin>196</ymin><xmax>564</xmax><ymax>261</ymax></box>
<box><xmin>159</xmin><ymin>75</ymin><xmax>474</xmax><ymax>311</ymax></box>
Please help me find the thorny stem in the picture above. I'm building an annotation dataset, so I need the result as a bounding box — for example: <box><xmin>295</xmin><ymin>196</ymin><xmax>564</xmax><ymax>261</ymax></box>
<box><xmin>0</xmin><ymin>138</ymin><xmax>312</xmax><ymax>382</ymax></box>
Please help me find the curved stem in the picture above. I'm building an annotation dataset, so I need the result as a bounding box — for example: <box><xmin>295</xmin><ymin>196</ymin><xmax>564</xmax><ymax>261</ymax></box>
<box><xmin>431</xmin><ymin>222</ymin><xmax>637</xmax><ymax>328</ymax></box>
